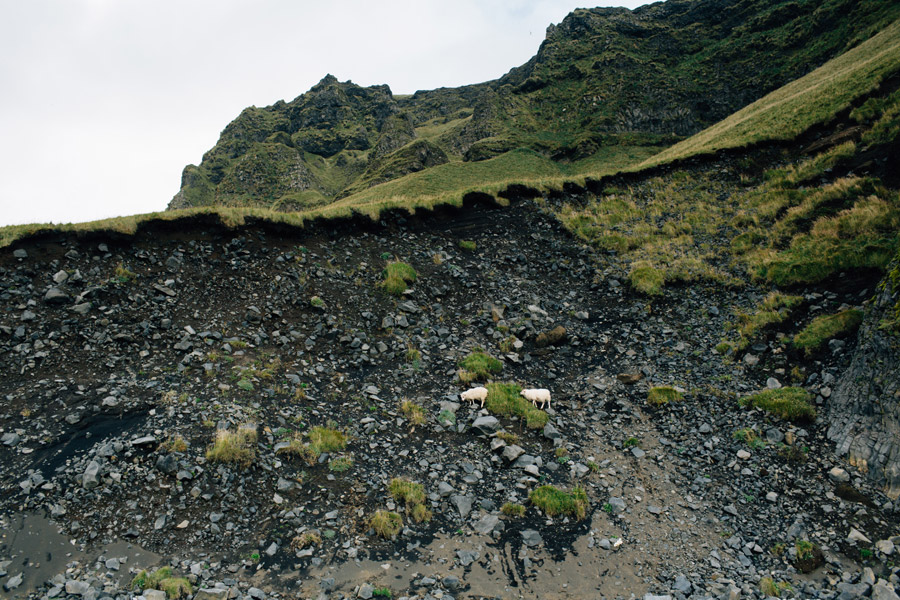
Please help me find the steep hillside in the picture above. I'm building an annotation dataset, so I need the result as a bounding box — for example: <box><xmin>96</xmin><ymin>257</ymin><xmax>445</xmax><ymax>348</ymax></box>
<box><xmin>169</xmin><ymin>0</ymin><xmax>900</xmax><ymax>212</ymax></box>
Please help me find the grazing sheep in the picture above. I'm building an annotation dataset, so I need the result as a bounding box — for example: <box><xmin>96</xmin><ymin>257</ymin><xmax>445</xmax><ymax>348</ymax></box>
<box><xmin>521</xmin><ymin>388</ymin><xmax>551</xmax><ymax>409</ymax></box>
<box><xmin>460</xmin><ymin>386</ymin><xmax>488</xmax><ymax>408</ymax></box>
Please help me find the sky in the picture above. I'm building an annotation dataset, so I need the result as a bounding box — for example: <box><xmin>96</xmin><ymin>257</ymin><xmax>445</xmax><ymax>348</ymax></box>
<box><xmin>0</xmin><ymin>0</ymin><xmax>648</xmax><ymax>227</ymax></box>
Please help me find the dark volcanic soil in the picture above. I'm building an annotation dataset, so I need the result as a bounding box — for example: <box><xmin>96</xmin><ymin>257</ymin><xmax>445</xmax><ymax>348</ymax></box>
<box><xmin>1</xmin><ymin>198</ymin><xmax>898</xmax><ymax>600</ymax></box>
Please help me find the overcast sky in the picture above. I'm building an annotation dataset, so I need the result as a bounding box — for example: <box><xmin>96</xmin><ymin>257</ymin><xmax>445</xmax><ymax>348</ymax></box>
<box><xmin>0</xmin><ymin>0</ymin><xmax>648</xmax><ymax>227</ymax></box>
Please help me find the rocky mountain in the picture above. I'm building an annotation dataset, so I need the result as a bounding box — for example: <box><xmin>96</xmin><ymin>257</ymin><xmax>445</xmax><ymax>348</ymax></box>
<box><xmin>3</xmin><ymin>1</ymin><xmax>900</xmax><ymax>599</ymax></box>
<box><xmin>169</xmin><ymin>0</ymin><xmax>900</xmax><ymax>212</ymax></box>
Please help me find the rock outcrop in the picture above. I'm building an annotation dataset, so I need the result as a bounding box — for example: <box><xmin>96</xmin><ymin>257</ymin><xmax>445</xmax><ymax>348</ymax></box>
<box><xmin>828</xmin><ymin>256</ymin><xmax>900</xmax><ymax>498</ymax></box>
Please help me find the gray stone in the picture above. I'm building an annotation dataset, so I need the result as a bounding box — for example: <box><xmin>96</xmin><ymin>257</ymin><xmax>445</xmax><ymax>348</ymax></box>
<box><xmin>357</xmin><ymin>583</ymin><xmax>374</xmax><ymax>599</ymax></box>
<box><xmin>473</xmin><ymin>514</ymin><xmax>501</xmax><ymax>536</ymax></box>
<box><xmin>876</xmin><ymin>539</ymin><xmax>895</xmax><ymax>555</ymax></box>
<box><xmin>277</xmin><ymin>477</ymin><xmax>296</xmax><ymax>492</ymax></box>
<box><xmin>766</xmin><ymin>427</ymin><xmax>785</xmax><ymax>443</ymax></box>
<box><xmin>82</xmin><ymin>460</ymin><xmax>101</xmax><ymax>489</ymax></box>
<box><xmin>156</xmin><ymin>454</ymin><xmax>178</xmax><ymax>474</ymax></box>
<box><xmin>829</xmin><ymin>466</ymin><xmax>851</xmax><ymax>483</ymax></box>
<box><xmin>194</xmin><ymin>590</ymin><xmax>229</xmax><ymax>600</ymax></box>
<box><xmin>521</xmin><ymin>529</ymin><xmax>542</xmax><ymax>547</ymax></box>
<box><xmin>437</xmin><ymin>481</ymin><xmax>454</xmax><ymax>497</ymax></box>
<box><xmin>53</xmin><ymin>270</ymin><xmax>69</xmax><ymax>284</ymax></box>
<box><xmin>144</xmin><ymin>590</ymin><xmax>167</xmax><ymax>600</ymax></box>
<box><xmin>872</xmin><ymin>582</ymin><xmax>900</xmax><ymax>600</ymax></box>
<box><xmin>4</xmin><ymin>573</ymin><xmax>23</xmax><ymax>591</ymax></box>
<box><xmin>766</xmin><ymin>377</ymin><xmax>782</xmax><ymax>389</ymax></box>
<box><xmin>44</xmin><ymin>287</ymin><xmax>70</xmax><ymax>304</ymax></box>
<box><xmin>2</xmin><ymin>432</ymin><xmax>20</xmax><ymax>447</ymax></box>
<box><xmin>543</xmin><ymin>422</ymin><xmax>560</xmax><ymax>440</ymax></box>
<box><xmin>456</xmin><ymin>549</ymin><xmax>479</xmax><ymax>566</ymax></box>
<box><xmin>672</xmin><ymin>575</ymin><xmax>692</xmax><ymax>593</ymax></box>
<box><xmin>608</xmin><ymin>496</ymin><xmax>626</xmax><ymax>514</ymax></box>
<box><xmin>450</xmin><ymin>495</ymin><xmax>474</xmax><ymax>518</ymax></box>
<box><xmin>848</xmin><ymin>527</ymin><xmax>872</xmax><ymax>544</ymax></box>
<box><xmin>471</xmin><ymin>416</ymin><xmax>500</xmax><ymax>435</ymax></box>
<box><xmin>631</xmin><ymin>447</ymin><xmax>646</xmax><ymax>458</ymax></box>
<box><xmin>502</xmin><ymin>445</ymin><xmax>525</xmax><ymax>463</ymax></box>
<box><xmin>65</xmin><ymin>580</ymin><xmax>91</xmax><ymax>595</ymax></box>
<box><xmin>105</xmin><ymin>558</ymin><xmax>120</xmax><ymax>571</ymax></box>
<box><xmin>644</xmin><ymin>594</ymin><xmax>673</xmax><ymax>600</ymax></box>
<box><xmin>13</xmin><ymin>249</ymin><xmax>27</xmax><ymax>258</ymax></box>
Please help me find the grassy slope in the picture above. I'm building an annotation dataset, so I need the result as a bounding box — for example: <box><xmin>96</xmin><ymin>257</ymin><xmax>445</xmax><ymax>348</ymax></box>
<box><xmin>3</xmin><ymin>18</ymin><xmax>899</xmax><ymax>249</ymax></box>
<box><xmin>639</xmin><ymin>19</ymin><xmax>900</xmax><ymax>168</ymax></box>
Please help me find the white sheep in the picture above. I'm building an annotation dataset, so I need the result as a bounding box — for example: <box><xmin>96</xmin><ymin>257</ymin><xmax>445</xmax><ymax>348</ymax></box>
<box><xmin>521</xmin><ymin>388</ymin><xmax>551</xmax><ymax>409</ymax></box>
<box><xmin>460</xmin><ymin>386</ymin><xmax>488</xmax><ymax>408</ymax></box>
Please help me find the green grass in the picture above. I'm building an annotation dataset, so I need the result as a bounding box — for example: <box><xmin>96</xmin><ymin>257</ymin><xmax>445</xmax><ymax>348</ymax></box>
<box><xmin>371</xmin><ymin>510</ymin><xmax>403</xmax><ymax>539</ymax></box>
<box><xmin>205</xmin><ymin>424</ymin><xmax>257</xmax><ymax>467</ymax></box>
<box><xmin>529</xmin><ymin>485</ymin><xmax>589</xmax><ymax>520</ymax></box>
<box><xmin>793</xmin><ymin>309</ymin><xmax>864</xmax><ymax>354</ymax></box>
<box><xmin>458</xmin><ymin>240</ymin><xmax>477</xmax><ymax>251</ymax></box>
<box><xmin>629</xmin><ymin>262</ymin><xmax>665</xmax><ymax>296</ymax></box>
<box><xmin>131</xmin><ymin>568</ymin><xmax>192</xmax><ymax>599</ymax></box>
<box><xmin>484</xmin><ymin>382</ymin><xmax>549</xmax><ymax>429</ymax></box>
<box><xmin>458</xmin><ymin>349</ymin><xmax>503</xmax><ymax>382</ymax></box>
<box><xmin>641</xmin><ymin>19</ymin><xmax>900</xmax><ymax>166</ymax></box>
<box><xmin>739</xmin><ymin>387</ymin><xmax>816</xmax><ymax>422</ymax></box>
<box><xmin>399</xmin><ymin>400</ymin><xmax>426</xmax><ymax>426</ymax></box>
<box><xmin>308</xmin><ymin>426</ymin><xmax>347</xmax><ymax>454</ymax></box>
<box><xmin>379</xmin><ymin>261</ymin><xmax>417</xmax><ymax>296</ymax></box>
<box><xmin>328</xmin><ymin>455</ymin><xmax>354</xmax><ymax>472</ymax></box>
<box><xmin>647</xmin><ymin>386</ymin><xmax>683</xmax><ymax>406</ymax></box>
<box><xmin>389</xmin><ymin>478</ymin><xmax>426</xmax><ymax>507</ymax></box>
<box><xmin>501</xmin><ymin>502</ymin><xmax>526</xmax><ymax>517</ymax></box>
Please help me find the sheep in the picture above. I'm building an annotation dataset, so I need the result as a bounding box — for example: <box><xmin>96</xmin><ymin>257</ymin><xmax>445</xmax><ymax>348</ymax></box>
<box><xmin>521</xmin><ymin>388</ymin><xmax>551</xmax><ymax>410</ymax></box>
<box><xmin>460</xmin><ymin>386</ymin><xmax>488</xmax><ymax>408</ymax></box>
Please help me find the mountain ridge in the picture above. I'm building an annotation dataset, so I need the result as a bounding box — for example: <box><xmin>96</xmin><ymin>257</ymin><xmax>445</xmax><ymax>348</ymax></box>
<box><xmin>169</xmin><ymin>0</ymin><xmax>900</xmax><ymax>212</ymax></box>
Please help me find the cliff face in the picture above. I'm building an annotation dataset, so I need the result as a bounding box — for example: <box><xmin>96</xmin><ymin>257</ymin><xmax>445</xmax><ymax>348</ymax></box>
<box><xmin>828</xmin><ymin>256</ymin><xmax>900</xmax><ymax>499</ymax></box>
<box><xmin>169</xmin><ymin>0</ymin><xmax>900</xmax><ymax>211</ymax></box>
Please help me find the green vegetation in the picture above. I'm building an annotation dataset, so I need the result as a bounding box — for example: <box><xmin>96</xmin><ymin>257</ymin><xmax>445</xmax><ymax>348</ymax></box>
<box><xmin>529</xmin><ymin>485</ymin><xmax>589</xmax><ymax>520</ymax></box>
<box><xmin>458</xmin><ymin>349</ymin><xmax>503</xmax><ymax>382</ymax></box>
<box><xmin>131</xmin><ymin>568</ymin><xmax>192</xmax><ymax>599</ymax></box>
<box><xmin>458</xmin><ymin>240</ymin><xmax>477</xmax><ymax>251</ymax></box>
<box><xmin>370</xmin><ymin>510</ymin><xmax>403</xmax><ymax>539</ymax></box>
<box><xmin>760</xmin><ymin>577</ymin><xmax>792</xmax><ymax>598</ymax></box>
<box><xmin>501</xmin><ymin>502</ymin><xmax>526</xmax><ymax>517</ymax></box>
<box><xmin>205</xmin><ymin>424</ymin><xmax>257</xmax><ymax>467</ymax></box>
<box><xmin>291</xmin><ymin>531</ymin><xmax>322</xmax><ymax>550</ymax></box>
<box><xmin>496</xmin><ymin>431</ymin><xmax>519</xmax><ymax>445</ymax></box>
<box><xmin>388</xmin><ymin>478</ymin><xmax>432</xmax><ymax>523</ymax></box>
<box><xmin>114</xmin><ymin>262</ymin><xmax>136</xmax><ymax>283</ymax></box>
<box><xmin>399</xmin><ymin>400</ymin><xmax>426</xmax><ymax>426</ymax></box>
<box><xmin>721</xmin><ymin>292</ymin><xmax>804</xmax><ymax>352</ymax></box>
<box><xmin>734</xmin><ymin>428</ymin><xmax>765</xmax><ymax>449</ymax></box>
<box><xmin>160</xmin><ymin>434</ymin><xmax>187</xmax><ymax>453</ymax></box>
<box><xmin>647</xmin><ymin>386</ymin><xmax>683</xmax><ymax>406</ymax></box>
<box><xmin>277</xmin><ymin>426</ymin><xmax>347</xmax><ymax>465</ymax></box>
<box><xmin>793</xmin><ymin>309</ymin><xmax>864</xmax><ymax>355</ymax></box>
<box><xmin>739</xmin><ymin>387</ymin><xmax>816</xmax><ymax>422</ymax></box>
<box><xmin>328</xmin><ymin>455</ymin><xmax>354</xmax><ymax>472</ymax></box>
<box><xmin>380</xmin><ymin>261</ymin><xmax>417</xmax><ymax>296</ymax></box>
<box><xmin>642</xmin><ymin>20</ymin><xmax>900</xmax><ymax>166</ymax></box>
<box><xmin>484</xmin><ymin>382</ymin><xmax>549</xmax><ymax>429</ymax></box>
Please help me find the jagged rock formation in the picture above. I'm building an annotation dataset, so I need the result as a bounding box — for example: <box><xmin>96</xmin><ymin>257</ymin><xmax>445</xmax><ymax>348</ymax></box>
<box><xmin>169</xmin><ymin>0</ymin><xmax>900</xmax><ymax>211</ymax></box>
<box><xmin>828</xmin><ymin>257</ymin><xmax>900</xmax><ymax>499</ymax></box>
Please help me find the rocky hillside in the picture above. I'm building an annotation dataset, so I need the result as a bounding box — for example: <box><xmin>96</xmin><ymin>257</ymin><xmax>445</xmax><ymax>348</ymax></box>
<box><xmin>3</xmin><ymin>114</ymin><xmax>900</xmax><ymax>598</ymax></box>
<box><xmin>169</xmin><ymin>0</ymin><xmax>900</xmax><ymax>212</ymax></box>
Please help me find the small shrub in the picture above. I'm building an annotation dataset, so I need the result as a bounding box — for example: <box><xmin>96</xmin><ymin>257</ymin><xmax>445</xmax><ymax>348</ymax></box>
<box><xmin>793</xmin><ymin>309</ymin><xmax>864</xmax><ymax>355</ymax></box>
<box><xmin>379</xmin><ymin>261</ymin><xmax>417</xmax><ymax>296</ymax></box>
<box><xmin>623</xmin><ymin>437</ymin><xmax>641</xmax><ymax>448</ymax></box>
<box><xmin>114</xmin><ymin>262</ymin><xmax>136</xmax><ymax>283</ymax></box>
<box><xmin>410</xmin><ymin>502</ymin><xmax>432</xmax><ymax>523</ymax></box>
<box><xmin>734</xmin><ymin>428</ymin><xmax>765</xmax><ymax>449</ymax></box>
<box><xmin>629</xmin><ymin>261</ymin><xmax>665</xmax><ymax>296</ymax></box>
<box><xmin>160</xmin><ymin>434</ymin><xmax>187</xmax><ymax>453</ymax></box>
<box><xmin>400</xmin><ymin>400</ymin><xmax>426</xmax><ymax>426</ymax></box>
<box><xmin>328</xmin><ymin>455</ymin><xmax>354</xmax><ymax>472</ymax></box>
<box><xmin>405</xmin><ymin>346</ymin><xmax>422</xmax><ymax>363</ymax></box>
<box><xmin>438</xmin><ymin>409</ymin><xmax>456</xmax><ymax>426</ymax></box>
<box><xmin>496</xmin><ymin>431</ymin><xmax>519</xmax><ymax>445</ymax></box>
<box><xmin>459</xmin><ymin>240</ymin><xmax>477</xmax><ymax>251</ymax></box>
<box><xmin>501</xmin><ymin>502</ymin><xmax>526</xmax><ymax>517</ymax></box>
<box><xmin>309</xmin><ymin>426</ymin><xmax>347</xmax><ymax>454</ymax></box>
<box><xmin>236</xmin><ymin>379</ymin><xmax>254</xmax><ymax>392</ymax></box>
<box><xmin>205</xmin><ymin>424</ymin><xmax>257</xmax><ymax>467</ymax></box>
<box><xmin>373</xmin><ymin>588</ymin><xmax>392</xmax><ymax>598</ymax></box>
<box><xmin>371</xmin><ymin>510</ymin><xmax>403</xmax><ymax>539</ymax></box>
<box><xmin>647</xmin><ymin>386</ymin><xmax>683</xmax><ymax>406</ymax></box>
<box><xmin>529</xmin><ymin>485</ymin><xmax>589</xmax><ymax>520</ymax></box>
<box><xmin>389</xmin><ymin>478</ymin><xmax>426</xmax><ymax>507</ymax></box>
<box><xmin>131</xmin><ymin>568</ymin><xmax>192</xmax><ymax>599</ymax></box>
<box><xmin>458</xmin><ymin>350</ymin><xmax>502</xmax><ymax>381</ymax></box>
<box><xmin>310</xmin><ymin>295</ymin><xmax>325</xmax><ymax>308</ymax></box>
<box><xmin>760</xmin><ymin>577</ymin><xmax>792</xmax><ymax>597</ymax></box>
<box><xmin>778</xmin><ymin>443</ymin><xmax>808</xmax><ymax>463</ymax></box>
<box><xmin>291</xmin><ymin>531</ymin><xmax>322</xmax><ymax>549</ymax></box>
<box><xmin>794</xmin><ymin>539</ymin><xmax>824</xmax><ymax>573</ymax></box>
<box><xmin>739</xmin><ymin>387</ymin><xmax>816</xmax><ymax>422</ymax></box>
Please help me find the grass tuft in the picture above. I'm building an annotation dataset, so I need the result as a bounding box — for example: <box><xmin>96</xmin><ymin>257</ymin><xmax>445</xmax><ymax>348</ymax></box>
<box><xmin>501</xmin><ymin>502</ymin><xmax>526</xmax><ymax>517</ymax></box>
<box><xmin>739</xmin><ymin>387</ymin><xmax>816</xmax><ymax>422</ymax></box>
<box><xmin>458</xmin><ymin>349</ymin><xmax>503</xmax><ymax>382</ymax></box>
<box><xmin>647</xmin><ymin>386</ymin><xmax>683</xmax><ymax>406</ymax></box>
<box><xmin>793</xmin><ymin>309</ymin><xmax>864</xmax><ymax>355</ymax></box>
<box><xmin>205</xmin><ymin>424</ymin><xmax>257</xmax><ymax>467</ymax></box>
<box><xmin>399</xmin><ymin>400</ymin><xmax>426</xmax><ymax>426</ymax></box>
<box><xmin>371</xmin><ymin>510</ymin><xmax>403</xmax><ymax>539</ymax></box>
<box><xmin>485</xmin><ymin>382</ymin><xmax>548</xmax><ymax>429</ymax></box>
<box><xmin>529</xmin><ymin>485</ymin><xmax>589</xmax><ymax>520</ymax></box>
